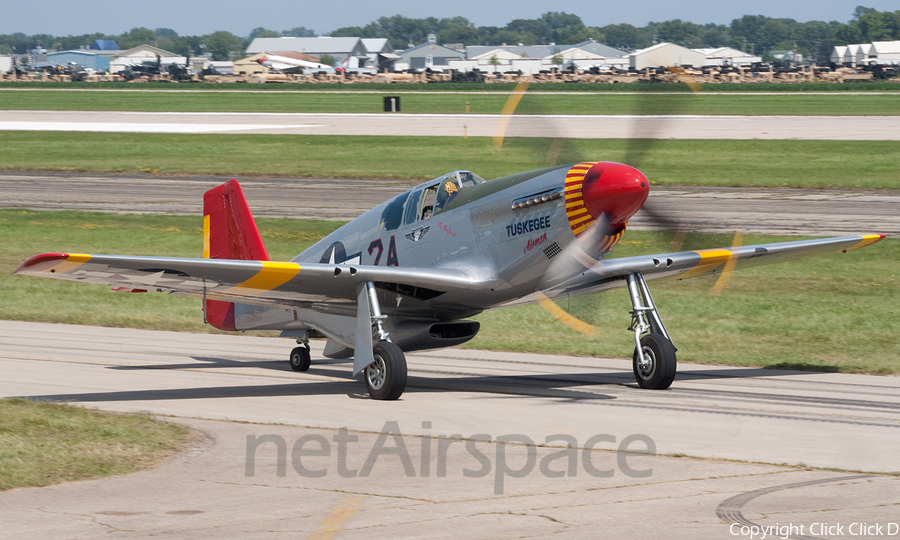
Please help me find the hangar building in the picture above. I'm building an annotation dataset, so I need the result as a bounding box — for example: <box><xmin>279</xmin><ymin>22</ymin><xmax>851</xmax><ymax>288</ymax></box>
<box><xmin>47</xmin><ymin>50</ymin><xmax>111</xmax><ymax>71</ymax></box>
<box><xmin>245</xmin><ymin>37</ymin><xmax>369</xmax><ymax>67</ymax></box>
<box><xmin>630</xmin><ymin>43</ymin><xmax>707</xmax><ymax>69</ymax></box>
<box><xmin>395</xmin><ymin>42</ymin><xmax>465</xmax><ymax>70</ymax></box>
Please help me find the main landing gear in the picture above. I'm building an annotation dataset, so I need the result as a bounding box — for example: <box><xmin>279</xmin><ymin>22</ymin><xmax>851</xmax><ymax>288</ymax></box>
<box><xmin>365</xmin><ymin>341</ymin><xmax>408</xmax><ymax>400</ymax></box>
<box><xmin>361</xmin><ymin>281</ymin><xmax>408</xmax><ymax>400</ymax></box>
<box><xmin>287</xmin><ymin>281</ymin><xmax>408</xmax><ymax>400</ymax></box>
<box><xmin>626</xmin><ymin>273</ymin><xmax>677</xmax><ymax>390</ymax></box>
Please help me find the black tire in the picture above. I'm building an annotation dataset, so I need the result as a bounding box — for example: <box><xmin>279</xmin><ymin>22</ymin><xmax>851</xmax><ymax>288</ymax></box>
<box><xmin>289</xmin><ymin>346</ymin><xmax>311</xmax><ymax>372</ymax></box>
<box><xmin>365</xmin><ymin>342</ymin><xmax>408</xmax><ymax>400</ymax></box>
<box><xmin>632</xmin><ymin>333</ymin><xmax>676</xmax><ymax>390</ymax></box>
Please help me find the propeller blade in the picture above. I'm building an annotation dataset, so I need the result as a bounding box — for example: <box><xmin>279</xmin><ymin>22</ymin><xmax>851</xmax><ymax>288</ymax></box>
<box><xmin>623</xmin><ymin>67</ymin><xmax>702</xmax><ymax>169</ymax></box>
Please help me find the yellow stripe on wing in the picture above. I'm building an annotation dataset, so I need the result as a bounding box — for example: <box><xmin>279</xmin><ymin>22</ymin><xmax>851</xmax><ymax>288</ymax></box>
<box><xmin>845</xmin><ymin>234</ymin><xmax>886</xmax><ymax>251</ymax></box>
<box><xmin>53</xmin><ymin>254</ymin><xmax>92</xmax><ymax>275</ymax></box>
<box><xmin>677</xmin><ymin>248</ymin><xmax>733</xmax><ymax>280</ymax></box>
<box><xmin>222</xmin><ymin>261</ymin><xmax>301</xmax><ymax>295</ymax></box>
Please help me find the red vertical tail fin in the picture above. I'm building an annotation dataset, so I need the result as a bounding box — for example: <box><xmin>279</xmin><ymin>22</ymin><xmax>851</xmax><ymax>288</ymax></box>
<box><xmin>203</xmin><ymin>179</ymin><xmax>269</xmax><ymax>262</ymax></box>
<box><xmin>202</xmin><ymin>180</ymin><xmax>268</xmax><ymax>331</ymax></box>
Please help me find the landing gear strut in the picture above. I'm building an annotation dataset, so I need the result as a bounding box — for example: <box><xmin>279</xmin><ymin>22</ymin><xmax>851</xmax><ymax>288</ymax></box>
<box><xmin>626</xmin><ymin>273</ymin><xmax>677</xmax><ymax>389</ymax></box>
<box><xmin>362</xmin><ymin>281</ymin><xmax>408</xmax><ymax>400</ymax></box>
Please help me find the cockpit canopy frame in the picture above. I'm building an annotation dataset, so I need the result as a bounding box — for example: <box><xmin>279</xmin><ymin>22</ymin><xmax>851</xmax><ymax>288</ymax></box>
<box><xmin>380</xmin><ymin>170</ymin><xmax>486</xmax><ymax>230</ymax></box>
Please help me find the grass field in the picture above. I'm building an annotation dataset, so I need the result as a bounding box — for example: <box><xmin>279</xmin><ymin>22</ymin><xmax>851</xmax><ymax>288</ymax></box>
<box><xmin>0</xmin><ymin>398</ymin><xmax>189</xmax><ymax>491</ymax></box>
<box><xmin>3</xmin><ymin>88</ymin><xmax>900</xmax><ymax>115</ymax></box>
<box><xmin>2</xmin><ymin>133</ymin><xmax>899</xmax><ymax>189</ymax></box>
<box><xmin>3</xmin><ymin>210</ymin><xmax>897</xmax><ymax>374</ymax></box>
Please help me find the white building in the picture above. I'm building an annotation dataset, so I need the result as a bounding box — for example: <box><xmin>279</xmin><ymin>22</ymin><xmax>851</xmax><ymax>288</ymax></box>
<box><xmin>844</xmin><ymin>44</ymin><xmax>861</xmax><ymax>66</ymax></box>
<box><xmin>109</xmin><ymin>45</ymin><xmax>216</xmax><ymax>74</ymax></box>
<box><xmin>449</xmin><ymin>42</ymin><xmax>629</xmax><ymax>74</ymax></box>
<box><xmin>865</xmin><ymin>41</ymin><xmax>900</xmax><ymax>65</ymax></box>
<box><xmin>629</xmin><ymin>43</ymin><xmax>707</xmax><ymax>70</ymax></box>
<box><xmin>831</xmin><ymin>45</ymin><xmax>848</xmax><ymax>64</ymax></box>
<box><xmin>833</xmin><ymin>41</ymin><xmax>900</xmax><ymax>66</ymax></box>
<box><xmin>695</xmin><ymin>47</ymin><xmax>761</xmax><ymax>67</ymax></box>
<box><xmin>110</xmin><ymin>45</ymin><xmax>180</xmax><ymax>73</ymax></box>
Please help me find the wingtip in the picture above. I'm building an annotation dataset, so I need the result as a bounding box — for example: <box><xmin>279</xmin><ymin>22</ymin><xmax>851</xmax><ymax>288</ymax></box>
<box><xmin>13</xmin><ymin>253</ymin><xmax>69</xmax><ymax>274</ymax></box>
<box><xmin>845</xmin><ymin>234</ymin><xmax>887</xmax><ymax>252</ymax></box>
<box><xmin>13</xmin><ymin>253</ymin><xmax>91</xmax><ymax>275</ymax></box>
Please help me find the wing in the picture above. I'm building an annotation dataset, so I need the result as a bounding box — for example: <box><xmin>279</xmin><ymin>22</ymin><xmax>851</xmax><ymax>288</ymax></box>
<box><xmin>13</xmin><ymin>253</ymin><xmax>485</xmax><ymax>309</ymax></box>
<box><xmin>530</xmin><ymin>234</ymin><xmax>886</xmax><ymax>303</ymax></box>
<box><xmin>595</xmin><ymin>234</ymin><xmax>885</xmax><ymax>280</ymax></box>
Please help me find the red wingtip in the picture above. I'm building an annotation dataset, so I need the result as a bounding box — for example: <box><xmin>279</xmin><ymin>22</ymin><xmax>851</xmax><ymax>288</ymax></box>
<box><xmin>14</xmin><ymin>253</ymin><xmax>68</xmax><ymax>274</ymax></box>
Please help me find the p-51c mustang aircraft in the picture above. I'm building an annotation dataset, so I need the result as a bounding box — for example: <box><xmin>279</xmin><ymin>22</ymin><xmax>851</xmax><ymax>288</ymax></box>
<box><xmin>15</xmin><ymin>162</ymin><xmax>885</xmax><ymax>400</ymax></box>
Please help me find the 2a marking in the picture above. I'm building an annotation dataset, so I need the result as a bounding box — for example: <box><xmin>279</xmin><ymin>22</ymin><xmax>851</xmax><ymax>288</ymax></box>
<box><xmin>368</xmin><ymin>236</ymin><xmax>399</xmax><ymax>266</ymax></box>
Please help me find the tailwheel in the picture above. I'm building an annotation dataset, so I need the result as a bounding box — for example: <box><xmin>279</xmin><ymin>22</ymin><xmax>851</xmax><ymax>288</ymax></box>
<box><xmin>633</xmin><ymin>333</ymin><xmax>676</xmax><ymax>390</ymax></box>
<box><xmin>365</xmin><ymin>341</ymin><xmax>407</xmax><ymax>401</ymax></box>
<box><xmin>289</xmin><ymin>345</ymin><xmax>311</xmax><ymax>372</ymax></box>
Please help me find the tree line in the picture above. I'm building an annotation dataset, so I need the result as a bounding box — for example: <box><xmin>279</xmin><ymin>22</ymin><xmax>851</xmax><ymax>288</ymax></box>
<box><xmin>1</xmin><ymin>8</ymin><xmax>897</xmax><ymax>63</ymax></box>
<box><xmin>331</xmin><ymin>8</ymin><xmax>900</xmax><ymax>62</ymax></box>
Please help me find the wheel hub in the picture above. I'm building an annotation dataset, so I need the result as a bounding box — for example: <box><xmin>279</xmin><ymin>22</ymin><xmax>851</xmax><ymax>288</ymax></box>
<box><xmin>366</xmin><ymin>355</ymin><xmax>386</xmax><ymax>390</ymax></box>
<box><xmin>637</xmin><ymin>346</ymin><xmax>656</xmax><ymax>379</ymax></box>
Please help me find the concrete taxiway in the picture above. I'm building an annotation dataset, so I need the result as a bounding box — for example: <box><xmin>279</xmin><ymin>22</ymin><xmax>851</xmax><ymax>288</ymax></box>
<box><xmin>2</xmin><ymin>110</ymin><xmax>900</xmax><ymax>140</ymax></box>
<box><xmin>0</xmin><ymin>321</ymin><xmax>898</xmax><ymax>538</ymax></box>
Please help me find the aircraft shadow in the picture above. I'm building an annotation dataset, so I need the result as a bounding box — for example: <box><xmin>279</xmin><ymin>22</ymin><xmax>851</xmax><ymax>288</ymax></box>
<box><xmin>107</xmin><ymin>356</ymin><xmax>352</xmax><ymax>372</ymax></box>
<box><xmin>20</xmin><ymin>372</ymin><xmax>622</xmax><ymax>403</ymax></box>
<box><xmin>110</xmin><ymin>355</ymin><xmax>812</xmax><ymax>384</ymax></box>
<box><xmin>24</xmin><ymin>356</ymin><xmax>833</xmax><ymax>405</ymax></box>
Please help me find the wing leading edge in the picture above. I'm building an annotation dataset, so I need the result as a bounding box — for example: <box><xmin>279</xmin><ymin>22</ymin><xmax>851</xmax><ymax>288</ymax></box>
<box><xmin>13</xmin><ymin>253</ymin><xmax>487</xmax><ymax>310</ymax></box>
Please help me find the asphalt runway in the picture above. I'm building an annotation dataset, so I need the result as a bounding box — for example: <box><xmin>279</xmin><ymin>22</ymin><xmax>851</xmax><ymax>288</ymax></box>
<box><xmin>2</xmin><ymin>109</ymin><xmax>900</xmax><ymax>140</ymax></box>
<box><xmin>2</xmin><ymin>172</ymin><xmax>898</xmax><ymax>236</ymax></box>
<box><xmin>1</xmin><ymin>321</ymin><xmax>898</xmax><ymax>539</ymax></box>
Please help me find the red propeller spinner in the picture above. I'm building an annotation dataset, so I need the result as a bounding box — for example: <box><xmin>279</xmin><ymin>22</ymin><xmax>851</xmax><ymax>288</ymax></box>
<box><xmin>580</xmin><ymin>161</ymin><xmax>649</xmax><ymax>234</ymax></box>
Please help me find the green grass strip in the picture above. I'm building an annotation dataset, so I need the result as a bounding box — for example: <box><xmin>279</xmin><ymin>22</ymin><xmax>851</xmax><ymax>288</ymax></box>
<box><xmin>1</xmin><ymin>132</ymin><xmax>898</xmax><ymax>189</ymax></box>
<box><xmin>2</xmin><ymin>89</ymin><xmax>900</xmax><ymax>115</ymax></box>
<box><xmin>3</xmin><ymin>81</ymin><xmax>900</xmax><ymax>93</ymax></box>
<box><xmin>3</xmin><ymin>210</ymin><xmax>897</xmax><ymax>374</ymax></box>
<box><xmin>0</xmin><ymin>398</ymin><xmax>190</xmax><ymax>490</ymax></box>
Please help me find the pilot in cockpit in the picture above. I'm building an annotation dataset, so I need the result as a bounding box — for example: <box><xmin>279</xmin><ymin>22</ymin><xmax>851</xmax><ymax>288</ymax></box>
<box><xmin>424</xmin><ymin>171</ymin><xmax>485</xmax><ymax>219</ymax></box>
